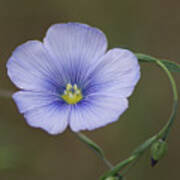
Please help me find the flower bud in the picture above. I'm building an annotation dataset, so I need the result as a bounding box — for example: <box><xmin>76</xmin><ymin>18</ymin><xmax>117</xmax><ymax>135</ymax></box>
<box><xmin>151</xmin><ymin>139</ymin><xmax>167</xmax><ymax>166</ymax></box>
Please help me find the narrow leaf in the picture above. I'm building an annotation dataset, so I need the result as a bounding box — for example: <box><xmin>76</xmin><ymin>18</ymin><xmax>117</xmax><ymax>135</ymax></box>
<box><xmin>135</xmin><ymin>53</ymin><xmax>180</xmax><ymax>72</ymax></box>
<box><xmin>161</xmin><ymin>59</ymin><xmax>180</xmax><ymax>72</ymax></box>
<box><xmin>135</xmin><ymin>53</ymin><xmax>156</xmax><ymax>63</ymax></box>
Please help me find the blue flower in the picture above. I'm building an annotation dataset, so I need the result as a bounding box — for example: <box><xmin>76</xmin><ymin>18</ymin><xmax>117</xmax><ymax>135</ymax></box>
<box><xmin>7</xmin><ymin>23</ymin><xmax>140</xmax><ymax>135</ymax></box>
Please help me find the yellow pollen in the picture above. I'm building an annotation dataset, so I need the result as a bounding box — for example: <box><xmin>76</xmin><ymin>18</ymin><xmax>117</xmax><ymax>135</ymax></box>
<box><xmin>61</xmin><ymin>83</ymin><xmax>83</xmax><ymax>104</ymax></box>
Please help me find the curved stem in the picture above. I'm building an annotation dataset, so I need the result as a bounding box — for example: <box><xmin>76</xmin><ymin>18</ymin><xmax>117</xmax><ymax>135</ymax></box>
<box><xmin>156</xmin><ymin>60</ymin><xmax>178</xmax><ymax>101</ymax></box>
<box><xmin>155</xmin><ymin>60</ymin><xmax>178</xmax><ymax>140</ymax></box>
<box><xmin>100</xmin><ymin>155</ymin><xmax>137</xmax><ymax>179</ymax></box>
<box><xmin>121</xmin><ymin>155</ymin><xmax>142</xmax><ymax>176</ymax></box>
<box><xmin>76</xmin><ymin>132</ymin><xmax>114</xmax><ymax>169</ymax></box>
<box><xmin>100</xmin><ymin>136</ymin><xmax>157</xmax><ymax>179</ymax></box>
<box><xmin>100</xmin><ymin>55</ymin><xmax>179</xmax><ymax>179</ymax></box>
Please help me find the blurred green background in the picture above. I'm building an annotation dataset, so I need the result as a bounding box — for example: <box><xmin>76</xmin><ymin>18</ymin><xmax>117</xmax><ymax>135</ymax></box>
<box><xmin>0</xmin><ymin>0</ymin><xmax>180</xmax><ymax>179</ymax></box>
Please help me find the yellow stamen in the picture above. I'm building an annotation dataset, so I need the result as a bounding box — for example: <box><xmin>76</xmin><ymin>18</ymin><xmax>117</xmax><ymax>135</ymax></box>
<box><xmin>61</xmin><ymin>83</ymin><xmax>83</xmax><ymax>104</ymax></box>
<box><xmin>66</xmin><ymin>83</ymin><xmax>72</xmax><ymax>91</ymax></box>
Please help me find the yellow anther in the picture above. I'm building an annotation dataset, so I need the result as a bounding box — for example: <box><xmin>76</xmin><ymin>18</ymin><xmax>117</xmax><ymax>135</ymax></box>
<box><xmin>73</xmin><ymin>84</ymin><xmax>78</xmax><ymax>90</ymax></box>
<box><xmin>61</xmin><ymin>83</ymin><xmax>83</xmax><ymax>104</ymax></box>
<box><xmin>66</xmin><ymin>83</ymin><xmax>73</xmax><ymax>91</ymax></box>
<box><xmin>75</xmin><ymin>89</ymin><xmax>81</xmax><ymax>95</ymax></box>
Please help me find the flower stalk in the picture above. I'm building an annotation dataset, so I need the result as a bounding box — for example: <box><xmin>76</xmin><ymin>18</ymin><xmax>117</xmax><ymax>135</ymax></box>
<box><xmin>76</xmin><ymin>132</ymin><xmax>114</xmax><ymax>169</ymax></box>
<box><xmin>155</xmin><ymin>60</ymin><xmax>178</xmax><ymax>140</ymax></box>
<box><xmin>98</xmin><ymin>54</ymin><xmax>179</xmax><ymax>179</ymax></box>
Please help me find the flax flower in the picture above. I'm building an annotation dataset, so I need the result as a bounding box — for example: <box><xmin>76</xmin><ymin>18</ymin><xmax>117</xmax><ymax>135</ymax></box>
<box><xmin>7</xmin><ymin>23</ymin><xmax>140</xmax><ymax>135</ymax></box>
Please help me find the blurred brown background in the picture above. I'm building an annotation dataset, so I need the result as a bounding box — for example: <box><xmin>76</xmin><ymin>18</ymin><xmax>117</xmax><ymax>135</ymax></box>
<box><xmin>0</xmin><ymin>0</ymin><xmax>180</xmax><ymax>179</ymax></box>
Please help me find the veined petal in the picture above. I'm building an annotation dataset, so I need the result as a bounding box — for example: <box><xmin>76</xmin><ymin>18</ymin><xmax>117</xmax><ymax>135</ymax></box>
<box><xmin>69</xmin><ymin>96</ymin><xmax>128</xmax><ymax>132</ymax></box>
<box><xmin>44</xmin><ymin>23</ymin><xmax>107</xmax><ymax>63</ymax></box>
<box><xmin>13</xmin><ymin>91</ymin><xmax>62</xmax><ymax>113</ymax></box>
<box><xmin>7</xmin><ymin>40</ymin><xmax>66</xmax><ymax>92</ymax></box>
<box><xmin>43</xmin><ymin>23</ymin><xmax>107</xmax><ymax>84</ymax></box>
<box><xmin>24</xmin><ymin>102</ymin><xmax>70</xmax><ymax>135</ymax></box>
<box><xmin>85</xmin><ymin>48</ymin><xmax>140</xmax><ymax>98</ymax></box>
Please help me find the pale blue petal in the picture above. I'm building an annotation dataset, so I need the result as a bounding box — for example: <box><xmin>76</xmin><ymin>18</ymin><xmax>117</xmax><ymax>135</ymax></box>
<box><xmin>7</xmin><ymin>41</ymin><xmax>66</xmax><ymax>92</ymax></box>
<box><xmin>13</xmin><ymin>91</ymin><xmax>62</xmax><ymax>113</ymax></box>
<box><xmin>69</xmin><ymin>96</ymin><xmax>128</xmax><ymax>132</ymax></box>
<box><xmin>44</xmin><ymin>23</ymin><xmax>107</xmax><ymax>64</ymax></box>
<box><xmin>43</xmin><ymin>23</ymin><xmax>107</xmax><ymax>85</ymax></box>
<box><xmin>13</xmin><ymin>90</ymin><xmax>68</xmax><ymax>134</ymax></box>
<box><xmin>85</xmin><ymin>48</ymin><xmax>140</xmax><ymax>98</ymax></box>
<box><xmin>24</xmin><ymin>102</ymin><xmax>70</xmax><ymax>135</ymax></box>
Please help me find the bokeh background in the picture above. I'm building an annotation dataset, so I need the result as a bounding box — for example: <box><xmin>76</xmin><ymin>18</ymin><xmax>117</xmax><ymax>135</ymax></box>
<box><xmin>0</xmin><ymin>0</ymin><xmax>180</xmax><ymax>179</ymax></box>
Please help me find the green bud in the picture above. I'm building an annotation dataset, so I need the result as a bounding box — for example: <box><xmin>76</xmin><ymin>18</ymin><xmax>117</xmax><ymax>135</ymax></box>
<box><xmin>151</xmin><ymin>139</ymin><xmax>168</xmax><ymax>166</ymax></box>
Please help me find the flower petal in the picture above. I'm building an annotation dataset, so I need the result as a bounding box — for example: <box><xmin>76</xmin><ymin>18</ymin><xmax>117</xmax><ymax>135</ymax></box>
<box><xmin>13</xmin><ymin>91</ymin><xmax>62</xmax><ymax>113</ymax></box>
<box><xmin>44</xmin><ymin>23</ymin><xmax>107</xmax><ymax>63</ymax></box>
<box><xmin>24</xmin><ymin>102</ymin><xmax>70</xmax><ymax>135</ymax></box>
<box><xmin>85</xmin><ymin>48</ymin><xmax>140</xmax><ymax>98</ymax></box>
<box><xmin>43</xmin><ymin>23</ymin><xmax>107</xmax><ymax>84</ymax></box>
<box><xmin>7</xmin><ymin>40</ymin><xmax>65</xmax><ymax>92</ymax></box>
<box><xmin>13</xmin><ymin>90</ymin><xmax>68</xmax><ymax>134</ymax></box>
<box><xmin>69</xmin><ymin>96</ymin><xmax>128</xmax><ymax>132</ymax></box>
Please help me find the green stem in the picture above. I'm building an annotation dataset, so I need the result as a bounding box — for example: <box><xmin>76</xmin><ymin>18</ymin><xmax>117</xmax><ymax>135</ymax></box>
<box><xmin>155</xmin><ymin>60</ymin><xmax>178</xmax><ymax>140</ymax></box>
<box><xmin>135</xmin><ymin>54</ymin><xmax>178</xmax><ymax>140</ymax></box>
<box><xmin>121</xmin><ymin>154</ymin><xmax>142</xmax><ymax>176</ymax></box>
<box><xmin>100</xmin><ymin>136</ymin><xmax>157</xmax><ymax>179</ymax></box>
<box><xmin>102</xmin><ymin>156</ymin><xmax>114</xmax><ymax>169</ymax></box>
<box><xmin>76</xmin><ymin>132</ymin><xmax>114</xmax><ymax>169</ymax></box>
<box><xmin>156</xmin><ymin>60</ymin><xmax>178</xmax><ymax>101</ymax></box>
<box><xmin>100</xmin><ymin>55</ymin><xmax>179</xmax><ymax>180</ymax></box>
<box><xmin>100</xmin><ymin>155</ymin><xmax>137</xmax><ymax>179</ymax></box>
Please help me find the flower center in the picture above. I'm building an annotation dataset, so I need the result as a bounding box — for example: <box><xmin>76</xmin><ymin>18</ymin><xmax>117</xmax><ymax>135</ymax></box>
<box><xmin>61</xmin><ymin>83</ymin><xmax>83</xmax><ymax>104</ymax></box>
